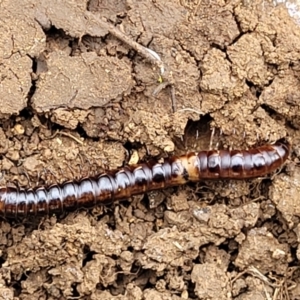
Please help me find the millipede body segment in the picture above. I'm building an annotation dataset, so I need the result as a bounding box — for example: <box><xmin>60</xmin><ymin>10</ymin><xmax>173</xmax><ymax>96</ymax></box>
<box><xmin>0</xmin><ymin>139</ymin><xmax>290</xmax><ymax>217</ymax></box>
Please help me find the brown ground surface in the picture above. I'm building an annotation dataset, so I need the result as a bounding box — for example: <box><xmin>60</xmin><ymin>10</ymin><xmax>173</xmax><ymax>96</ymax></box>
<box><xmin>0</xmin><ymin>0</ymin><xmax>300</xmax><ymax>299</ymax></box>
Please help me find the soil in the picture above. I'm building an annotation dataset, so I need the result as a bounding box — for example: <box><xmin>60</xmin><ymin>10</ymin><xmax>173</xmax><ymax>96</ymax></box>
<box><xmin>0</xmin><ymin>0</ymin><xmax>300</xmax><ymax>299</ymax></box>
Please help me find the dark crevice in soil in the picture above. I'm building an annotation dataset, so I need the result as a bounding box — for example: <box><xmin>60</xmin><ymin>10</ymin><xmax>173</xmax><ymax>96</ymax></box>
<box><xmin>210</xmin><ymin>43</ymin><xmax>226</xmax><ymax>52</ymax></box>
<box><xmin>245</xmin><ymin>79</ymin><xmax>263</xmax><ymax>98</ymax></box>
<box><xmin>12</xmin><ymin>272</ymin><xmax>28</xmax><ymax>296</ymax></box>
<box><xmin>71</xmin><ymin>283</ymin><xmax>80</xmax><ymax>298</ymax></box>
<box><xmin>186</xmin><ymin>280</ymin><xmax>196</xmax><ymax>298</ymax></box>
<box><xmin>0</xmin><ymin>255</ymin><xmax>6</xmax><ymax>268</ymax></box>
<box><xmin>76</xmin><ymin>123</ymin><xmax>97</xmax><ymax>141</ymax></box>
<box><xmin>260</xmin><ymin>104</ymin><xmax>286</xmax><ymax>122</ymax></box>
<box><xmin>289</xmin><ymin>246</ymin><xmax>300</xmax><ymax>266</ymax></box>
<box><xmin>263</xmin><ymin>75</ymin><xmax>275</xmax><ymax>88</ymax></box>
<box><xmin>24</xmin><ymin>56</ymin><xmax>38</xmax><ymax>116</ymax></box>
<box><xmin>43</xmin><ymin>26</ymin><xmax>74</xmax><ymax>51</ymax></box>
<box><xmin>86</xmin><ymin>0</ymin><xmax>92</xmax><ymax>11</ymax></box>
<box><xmin>19</xmin><ymin>107</ymin><xmax>34</xmax><ymax>120</ymax></box>
<box><xmin>123</xmin><ymin>140</ymin><xmax>146</xmax><ymax>157</ymax></box>
<box><xmin>69</xmin><ymin>37</ymin><xmax>80</xmax><ymax>55</ymax></box>
<box><xmin>82</xmin><ymin>244</ymin><xmax>96</xmax><ymax>267</ymax></box>
<box><xmin>178</xmin><ymin>42</ymin><xmax>201</xmax><ymax>64</ymax></box>
<box><xmin>174</xmin><ymin>115</ymin><xmax>212</xmax><ymax>151</ymax></box>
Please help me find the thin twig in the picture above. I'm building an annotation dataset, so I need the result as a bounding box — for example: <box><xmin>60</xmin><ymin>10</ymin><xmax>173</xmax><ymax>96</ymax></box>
<box><xmin>43</xmin><ymin>130</ymin><xmax>84</xmax><ymax>145</ymax></box>
<box><xmin>170</xmin><ymin>84</ymin><xmax>176</xmax><ymax>113</ymax></box>
<box><xmin>59</xmin><ymin>132</ymin><xmax>84</xmax><ymax>145</ymax></box>
<box><xmin>89</xmin><ymin>15</ymin><xmax>165</xmax><ymax>74</ymax></box>
<box><xmin>152</xmin><ymin>82</ymin><xmax>177</xmax><ymax>112</ymax></box>
<box><xmin>152</xmin><ymin>81</ymin><xmax>170</xmax><ymax>96</ymax></box>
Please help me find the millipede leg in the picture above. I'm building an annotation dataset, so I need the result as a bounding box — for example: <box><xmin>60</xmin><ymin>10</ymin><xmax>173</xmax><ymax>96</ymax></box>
<box><xmin>78</xmin><ymin>152</ymin><xmax>95</xmax><ymax>177</ymax></box>
<box><xmin>43</xmin><ymin>167</ymin><xmax>58</xmax><ymax>185</ymax></box>
<box><xmin>209</xmin><ymin>127</ymin><xmax>215</xmax><ymax>150</ymax></box>
<box><xmin>21</xmin><ymin>169</ymin><xmax>32</xmax><ymax>188</ymax></box>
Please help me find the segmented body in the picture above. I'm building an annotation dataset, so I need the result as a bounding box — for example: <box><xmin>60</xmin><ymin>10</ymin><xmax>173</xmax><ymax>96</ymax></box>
<box><xmin>0</xmin><ymin>139</ymin><xmax>290</xmax><ymax>217</ymax></box>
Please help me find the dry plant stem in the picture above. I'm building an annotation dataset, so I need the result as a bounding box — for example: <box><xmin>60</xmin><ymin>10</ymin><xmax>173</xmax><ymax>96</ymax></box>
<box><xmin>93</xmin><ymin>16</ymin><xmax>165</xmax><ymax>74</ymax></box>
<box><xmin>44</xmin><ymin>130</ymin><xmax>84</xmax><ymax>145</ymax></box>
<box><xmin>153</xmin><ymin>82</ymin><xmax>177</xmax><ymax>112</ymax></box>
<box><xmin>152</xmin><ymin>82</ymin><xmax>170</xmax><ymax>96</ymax></box>
<box><xmin>170</xmin><ymin>84</ymin><xmax>176</xmax><ymax>112</ymax></box>
<box><xmin>59</xmin><ymin>132</ymin><xmax>84</xmax><ymax>145</ymax></box>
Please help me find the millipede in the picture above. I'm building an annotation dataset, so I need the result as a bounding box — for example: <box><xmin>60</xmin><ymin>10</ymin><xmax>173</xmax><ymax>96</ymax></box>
<box><xmin>0</xmin><ymin>139</ymin><xmax>290</xmax><ymax>217</ymax></box>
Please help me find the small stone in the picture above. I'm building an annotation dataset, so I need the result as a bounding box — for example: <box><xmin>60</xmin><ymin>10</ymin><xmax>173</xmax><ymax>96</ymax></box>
<box><xmin>12</xmin><ymin>124</ymin><xmax>25</xmax><ymax>135</ymax></box>
<box><xmin>272</xmin><ymin>248</ymin><xmax>286</xmax><ymax>260</ymax></box>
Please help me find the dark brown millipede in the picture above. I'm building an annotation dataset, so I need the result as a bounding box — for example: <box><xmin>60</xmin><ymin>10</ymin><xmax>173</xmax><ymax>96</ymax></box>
<box><xmin>0</xmin><ymin>139</ymin><xmax>290</xmax><ymax>217</ymax></box>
